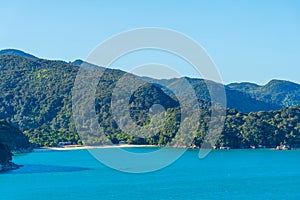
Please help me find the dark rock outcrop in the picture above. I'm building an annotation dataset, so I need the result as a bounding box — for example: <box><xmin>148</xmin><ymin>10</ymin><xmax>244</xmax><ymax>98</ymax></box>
<box><xmin>0</xmin><ymin>120</ymin><xmax>30</xmax><ymax>171</ymax></box>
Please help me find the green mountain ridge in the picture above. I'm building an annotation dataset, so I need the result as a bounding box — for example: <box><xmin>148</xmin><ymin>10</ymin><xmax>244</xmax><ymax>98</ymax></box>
<box><xmin>228</xmin><ymin>79</ymin><xmax>300</xmax><ymax>107</ymax></box>
<box><xmin>144</xmin><ymin>77</ymin><xmax>281</xmax><ymax>113</ymax></box>
<box><xmin>0</xmin><ymin>49</ymin><xmax>37</xmax><ymax>59</ymax></box>
<box><xmin>0</xmin><ymin>51</ymin><xmax>299</xmax><ymax>148</ymax></box>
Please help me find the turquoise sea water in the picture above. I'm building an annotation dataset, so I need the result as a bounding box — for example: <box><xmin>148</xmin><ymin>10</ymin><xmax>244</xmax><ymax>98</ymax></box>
<box><xmin>1</xmin><ymin>148</ymin><xmax>300</xmax><ymax>200</ymax></box>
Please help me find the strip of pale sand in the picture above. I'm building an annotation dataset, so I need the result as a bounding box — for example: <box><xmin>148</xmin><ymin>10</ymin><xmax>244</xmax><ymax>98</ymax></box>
<box><xmin>33</xmin><ymin>144</ymin><xmax>158</xmax><ymax>152</ymax></box>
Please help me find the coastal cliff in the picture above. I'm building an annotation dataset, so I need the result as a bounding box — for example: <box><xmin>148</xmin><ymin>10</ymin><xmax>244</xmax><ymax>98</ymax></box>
<box><xmin>0</xmin><ymin>143</ymin><xmax>12</xmax><ymax>165</ymax></box>
<box><xmin>0</xmin><ymin>120</ymin><xmax>31</xmax><ymax>171</ymax></box>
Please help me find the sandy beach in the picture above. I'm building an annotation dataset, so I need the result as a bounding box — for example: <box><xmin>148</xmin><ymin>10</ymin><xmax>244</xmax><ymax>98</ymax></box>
<box><xmin>33</xmin><ymin>144</ymin><xmax>158</xmax><ymax>152</ymax></box>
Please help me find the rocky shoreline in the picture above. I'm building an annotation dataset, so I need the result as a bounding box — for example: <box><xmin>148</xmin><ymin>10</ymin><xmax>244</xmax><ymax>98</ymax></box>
<box><xmin>0</xmin><ymin>120</ymin><xmax>32</xmax><ymax>173</ymax></box>
<box><xmin>0</xmin><ymin>146</ymin><xmax>32</xmax><ymax>173</ymax></box>
<box><xmin>0</xmin><ymin>161</ymin><xmax>23</xmax><ymax>172</ymax></box>
<box><xmin>0</xmin><ymin>149</ymin><xmax>31</xmax><ymax>172</ymax></box>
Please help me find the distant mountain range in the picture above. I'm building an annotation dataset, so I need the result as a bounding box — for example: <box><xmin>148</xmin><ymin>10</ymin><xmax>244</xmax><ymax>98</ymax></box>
<box><xmin>144</xmin><ymin>77</ymin><xmax>283</xmax><ymax>113</ymax></box>
<box><xmin>228</xmin><ymin>80</ymin><xmax>300</xmax><ymax>108</ymax></box>
<box><xmin>1</xmin><ymin>49</ymin><xmax>299</xmax><ymax>113</ymax></box>
<box><xmin>0</xmin><ymin>49</ymin><xmax>299</xmax><ymax>148</ymax></box>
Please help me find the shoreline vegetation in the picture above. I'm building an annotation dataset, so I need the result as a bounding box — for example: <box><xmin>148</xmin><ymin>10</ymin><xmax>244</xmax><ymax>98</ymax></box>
<box><xmin>1</xmin><ymin>53</ymin><xmax>300</xmax><ymax>171</ymax></box>
<box><xmin>0</xmin><ymin>54</ymin><xmax>300</xmax><ymax>150</ymax></box>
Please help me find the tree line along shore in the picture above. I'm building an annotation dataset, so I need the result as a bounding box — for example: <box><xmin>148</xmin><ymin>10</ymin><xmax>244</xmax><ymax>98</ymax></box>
<box><xmin>1</xmin><ymin>53</ymin><xmax>300</xmax><ymax>171</ymax></box>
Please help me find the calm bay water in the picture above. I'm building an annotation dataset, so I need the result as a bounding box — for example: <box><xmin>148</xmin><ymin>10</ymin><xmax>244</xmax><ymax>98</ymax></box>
<box><xmin>1</xmin><ymin>148</ymin><xmax>300</xmax><ymax>200</ymax></box>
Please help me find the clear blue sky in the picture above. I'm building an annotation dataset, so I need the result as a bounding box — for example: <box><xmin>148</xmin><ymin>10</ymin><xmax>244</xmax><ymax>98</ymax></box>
<box><xmin>1</xmin><ymin>0</ymin><xmax>300</xmax><ymax>85</ymax></box>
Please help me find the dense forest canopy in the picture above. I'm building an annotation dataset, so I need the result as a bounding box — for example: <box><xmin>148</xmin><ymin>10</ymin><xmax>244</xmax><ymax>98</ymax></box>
<box><xmin>0</xmin><ymin>52</ymin><xmax>300</xmax><ymax>149</ymax></box>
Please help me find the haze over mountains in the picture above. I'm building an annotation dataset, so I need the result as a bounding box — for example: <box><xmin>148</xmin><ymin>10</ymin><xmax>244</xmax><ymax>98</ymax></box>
<box><xmin>0</xmin><ymin>49</ymin><xmax>300</xmax><ymax>148</ymax></box>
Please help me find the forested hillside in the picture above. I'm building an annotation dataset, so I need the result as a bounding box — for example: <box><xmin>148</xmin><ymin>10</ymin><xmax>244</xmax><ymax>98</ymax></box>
<box><xmin>0</xmin><ymin>52</ymin><xmax>300</xmax><ymax>148</ymax></box>
<box><xmin>228</xmin><ymin>79</ymin><xmax>300</xmax><ymax>107</ymax></box>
